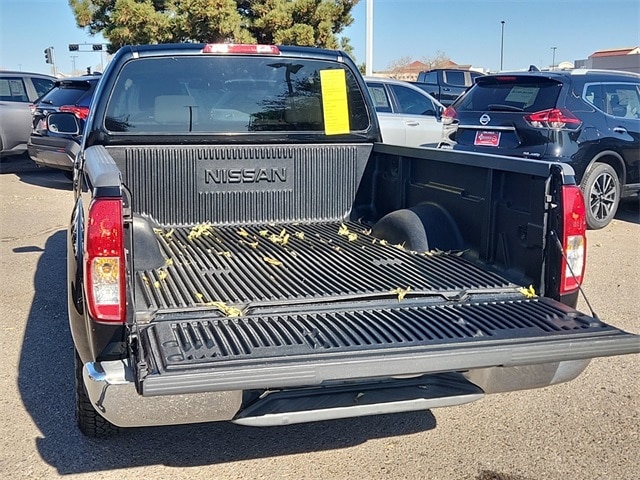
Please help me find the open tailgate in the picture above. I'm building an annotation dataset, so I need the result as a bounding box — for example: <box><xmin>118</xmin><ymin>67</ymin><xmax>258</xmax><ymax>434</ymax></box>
<box><xmin>132</xmin><ymin>221</ymin><xmax>639</xmax><ymax>396</ymax></box>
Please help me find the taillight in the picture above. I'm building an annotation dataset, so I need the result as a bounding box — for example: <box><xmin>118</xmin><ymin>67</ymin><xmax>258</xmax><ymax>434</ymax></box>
<box><xmin>202</xmin><ymin>44</ymin><xmax>280</xmax><ymax>55</ymax></box>
<box><xmin>524</xmin><ymin>108</ymin><xmax>581</xmax><ymax>130</ymax></box>
<box><xmin>560</xmin><ymin>185</ymin><xmax>586</xmax><ymax>294</ymax></box>
<box><xmin>84</xmin><ymin>198</ymin><xmax>126</xmax><ymax>323</ymax></box>
<box><xmin>60</xmin><ymin>105</ymin><xmax>90</xmax><ymax>120</ymax></box>
<box><xmin>442</xmin><ymin>105</ymin><xmax>458</xmax><ymax>125</ymax></box>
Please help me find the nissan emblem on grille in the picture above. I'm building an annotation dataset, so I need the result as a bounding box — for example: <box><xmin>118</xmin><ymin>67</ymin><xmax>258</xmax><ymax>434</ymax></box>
<box><xmin>479</xmin><ymin>113</ymin><xmax>491</xmax><ymax>125</ymax></box>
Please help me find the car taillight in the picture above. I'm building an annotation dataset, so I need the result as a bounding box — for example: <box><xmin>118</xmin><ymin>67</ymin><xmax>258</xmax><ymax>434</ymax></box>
<box><xmin>524</xmin><ymin>108</ymin><xmax>581</xmax><ymax>130</ymax></box>
<box><xmin>560</xmin><ymin>185</ymin><xmax>586</xmax><ymax>295</ymax></box>
<box><xmin>202</xmin><ymin>44</ymin><xmax>280</xmax><ymax>55</ymax></box>
<box><xmin>60</xmin><ymin>105</ymin><xmax>90</xmax><ymax>120</ymax></box>
<box><xmin>84</xmin><ymin>198</ymin><xmax>126</xmax><ymax>324</ymax></box>
<box><xmin>442</xmin><ymin>106</ymin><xmax>458</xmax><ymax>125</ymax></box>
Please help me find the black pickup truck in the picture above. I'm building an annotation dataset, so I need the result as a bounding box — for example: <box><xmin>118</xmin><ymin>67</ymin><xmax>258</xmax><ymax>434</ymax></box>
<box><xmin>413</xmin><ymin>68</ymin><xmax>484</xmax><ymax>106</ymax></box>
<box><xmin>49</xmin><ymin>43</ymin><xmax>639</xmax><ymax>437</ymax></box>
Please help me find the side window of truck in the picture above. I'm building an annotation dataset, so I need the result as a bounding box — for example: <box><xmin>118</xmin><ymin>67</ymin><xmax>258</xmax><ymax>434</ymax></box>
<box><xmin>443</xmin><ymin>71</ymin><xmax>466</xmax><ymax>87</ymax></box>
<box><xmin>420</xmin><ymin>71</ymin><xmax>437</xmax><ymax>84</ymax></box>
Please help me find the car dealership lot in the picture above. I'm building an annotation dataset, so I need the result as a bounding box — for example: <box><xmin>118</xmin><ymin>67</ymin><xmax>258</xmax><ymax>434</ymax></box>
<box><xmin>0</xmin><ymin>154</ymin><xmax>638</xmax><ymax>480</ymax></box>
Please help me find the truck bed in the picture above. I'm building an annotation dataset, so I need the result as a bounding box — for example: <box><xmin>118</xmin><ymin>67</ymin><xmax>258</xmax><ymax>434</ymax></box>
<box><xmin>135</xmin><ymin>220</ymin><xmax>515</xmax><ymax>312</ymax></box>
<box><xmin>133</xmin><ymin>220</ymin><xmax>637</xmax><ymax>396</ymax></box>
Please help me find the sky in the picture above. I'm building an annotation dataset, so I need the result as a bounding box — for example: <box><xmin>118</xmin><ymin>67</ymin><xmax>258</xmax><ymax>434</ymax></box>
<box><xmin>0</xmin><ymin>0</ymin><xmax>639</xmax><ymax>77</ymax></box>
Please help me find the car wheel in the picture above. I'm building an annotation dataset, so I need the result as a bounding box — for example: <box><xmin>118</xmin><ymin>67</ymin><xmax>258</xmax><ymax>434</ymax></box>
<box><xmin>581</xmin><ymin>163</ymin><xmax>620</xmax><ymax>230</ymax></box>
<box><xmin>75</xmin><ymin>349</ymin><xmax>121</xmax><ymax>437</ymax></box>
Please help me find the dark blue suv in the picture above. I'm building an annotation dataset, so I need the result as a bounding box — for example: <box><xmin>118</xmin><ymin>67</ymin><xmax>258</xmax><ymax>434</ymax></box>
<box><xmin>440</xmin><ymin>69</ymin><xmax>640</xmax><ymax>229</ymax></box>
<box><xmin>28</xmin><ymin>75</ymin><xmax>101</xmax><ymax>176</ymax></box>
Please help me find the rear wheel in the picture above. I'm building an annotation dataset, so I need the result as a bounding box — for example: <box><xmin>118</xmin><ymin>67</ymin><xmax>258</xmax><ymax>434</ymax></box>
<box><xmin>75</xmin><ymin>350</ymin><xmax>121</xmax><ymax>437</ymax></box>
<box><xmin>581</xmin><ymin>163</ymin><xmax>620</xmax><ymax>230</ymax></box>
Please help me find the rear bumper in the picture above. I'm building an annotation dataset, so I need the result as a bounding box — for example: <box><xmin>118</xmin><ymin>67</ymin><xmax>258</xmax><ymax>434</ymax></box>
<box><xmin>83</xmin><ymin>356</ymin><xmax>594</xmax><ymax>428</ymax></box>
<box><xmin>82</xmin><ymin>360</ymin><xmax>242</xmax><ymax>428</ymax></box>
<box><xmin>28</xmin><ymin>139</ymin><xmax>74</xmax><ymax>171</ymax></box>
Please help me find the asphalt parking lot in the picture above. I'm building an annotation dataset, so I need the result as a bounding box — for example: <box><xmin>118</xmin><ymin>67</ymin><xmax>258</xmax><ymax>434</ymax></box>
<box><xmin>0</xmin><ymin>154</ymin><xmax>638</xmax><ymax>480</ymax></box>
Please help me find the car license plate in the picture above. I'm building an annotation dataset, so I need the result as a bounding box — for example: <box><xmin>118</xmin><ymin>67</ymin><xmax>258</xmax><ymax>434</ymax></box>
<box><xmin>474</xmin><ymin>131</ymin><xmax>501</xmax><ymax>147</ymax></box>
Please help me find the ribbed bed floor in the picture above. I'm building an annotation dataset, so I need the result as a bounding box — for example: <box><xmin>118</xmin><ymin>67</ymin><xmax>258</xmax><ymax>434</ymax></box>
<box><xmin>134</xmin><ymin>220</ymin><xmax>515</xmax><ymax>313</ymax></box>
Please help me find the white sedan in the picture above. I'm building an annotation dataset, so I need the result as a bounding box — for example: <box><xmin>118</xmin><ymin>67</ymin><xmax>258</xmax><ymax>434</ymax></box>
<box><xmin>365</xmin><ymin>76</ymin><xmax>444</xmax><ymax>147</ymax></box>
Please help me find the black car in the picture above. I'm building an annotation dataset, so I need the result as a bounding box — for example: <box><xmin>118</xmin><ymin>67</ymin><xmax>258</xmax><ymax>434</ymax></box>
<box><xmin>413</xmin><ymin>68</ymin><xmax>485</xmax><ymax>106</ymax></box>
<box><xmin>28</xmin><ymin>75</ymin><xmax>101</xmax><ymax>175</ymax></box>
<box><xmin>439</xmin><ymin>69</ymin><xmax>640</xmax><ymax>229</ymax></box>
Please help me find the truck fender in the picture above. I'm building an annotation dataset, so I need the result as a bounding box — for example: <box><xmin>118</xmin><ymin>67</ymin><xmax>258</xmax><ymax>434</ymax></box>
<box><xmin>371</xmin><ymin>203</ymin><xmax>464</xmax><ymax>252</ymax></box>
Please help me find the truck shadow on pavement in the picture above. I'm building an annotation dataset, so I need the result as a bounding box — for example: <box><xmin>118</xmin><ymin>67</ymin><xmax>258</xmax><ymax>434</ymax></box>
<box><xmin>20</xmin><ymin>231</ymin><xmax>438</xmax><ymax>475</ymax></box>
<box><xmin>0</xmin><ymin>154</ymin><xmax>72</xmax><ymax>191</ymax></box>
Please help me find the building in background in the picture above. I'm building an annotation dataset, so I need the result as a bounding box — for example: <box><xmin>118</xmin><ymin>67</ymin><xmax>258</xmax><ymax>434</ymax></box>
<box><xmin>374</xmin><ymin>60</ymin><xmax>483</xmax><ymax>81</ymax></box>
<box><xmin>575</xmin><ymin>47</ymin><xmax>640</xmax><ymax>73</ymax></box>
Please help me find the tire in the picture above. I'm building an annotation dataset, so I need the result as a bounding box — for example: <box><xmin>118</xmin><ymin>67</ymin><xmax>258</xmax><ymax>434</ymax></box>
<box><xmin>75</xmin><ymin>350</ymin><xmax>121</xmax><ymax>438</ymax></box>
<box><xmin>581</xmin><ymin>163</ymin><xmax>621</xmax><ymax>230</ymax></box>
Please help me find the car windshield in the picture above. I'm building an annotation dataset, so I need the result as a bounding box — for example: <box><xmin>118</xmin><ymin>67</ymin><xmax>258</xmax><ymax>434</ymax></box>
<box><xmin>456</xmin><ymin>76</ymin><xmax>562</xmax><ymax>113</ymax></box>
<box><xmin>104</xmin><ymin>56</ymin><xmax>370</xmax><ymax>134</ymax></box>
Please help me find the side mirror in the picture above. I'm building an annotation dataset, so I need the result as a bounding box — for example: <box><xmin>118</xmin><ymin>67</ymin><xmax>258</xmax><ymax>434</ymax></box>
<box><xmin>46</xmin><ymin>112</ymin><xmax>81</xmax><ymax>135</ymax></box>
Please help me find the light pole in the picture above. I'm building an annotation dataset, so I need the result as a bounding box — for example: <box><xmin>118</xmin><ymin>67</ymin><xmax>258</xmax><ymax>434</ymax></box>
<box><xmin>500</xmin><ymin>20</ymin><xmax>505</xmax><ymax>71</ymax></box>
<box><xmin>366</xmin><ymin>0</ymin><xmax>373</xmax><ymax>76</ymax></box>
<box><xmin>71</xmin><ymin>55</ymin><xmax>78</xmax><ymax>75</ymax></box>
<box><xmin>551</xmin><ymin>46</ymin><xmax>557</xmax><ymax>70</ymax></box>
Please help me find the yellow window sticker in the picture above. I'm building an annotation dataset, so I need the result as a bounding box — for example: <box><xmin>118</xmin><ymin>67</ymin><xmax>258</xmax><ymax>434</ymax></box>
<box><xmin>320</xmin><ymin>69</ymin><xmax>350</xmax><ymax>135</ymax></box>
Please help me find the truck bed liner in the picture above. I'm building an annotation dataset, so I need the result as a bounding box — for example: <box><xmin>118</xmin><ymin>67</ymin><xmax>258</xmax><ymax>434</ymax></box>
<box><xmin>135</xmin><ymin>220</ymin><xmax>514</xmax><ymax>312</ymax></box>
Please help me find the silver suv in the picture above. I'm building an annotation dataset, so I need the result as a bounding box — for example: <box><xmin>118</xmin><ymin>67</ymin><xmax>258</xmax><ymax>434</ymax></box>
<box><xmin>0</xmin><ymin>71</ymin><xmax>55</xmax><ymax>157</ymax></box>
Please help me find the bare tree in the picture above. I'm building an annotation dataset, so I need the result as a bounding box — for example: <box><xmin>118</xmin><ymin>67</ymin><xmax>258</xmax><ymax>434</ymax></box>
<box><xmin>386</xmin><ymin>56</ymin><xmax>414</xmax><ymax>72</ymax></box>
<box><xmin>420</xmin><ymin>51</ymin><xmax>454</xmax><ymax>70</ymax></box>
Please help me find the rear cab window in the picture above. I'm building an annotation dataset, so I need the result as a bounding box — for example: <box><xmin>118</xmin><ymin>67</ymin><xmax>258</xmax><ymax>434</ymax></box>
<box><xmin>455</xmin><ymin>76</ymin><xmax>562</xmax><ymax>113</ymax></box>
<box><xmin>104</xmin><ymin>55</ymin><xmax>371</xmax><ymax>136</ymax></box>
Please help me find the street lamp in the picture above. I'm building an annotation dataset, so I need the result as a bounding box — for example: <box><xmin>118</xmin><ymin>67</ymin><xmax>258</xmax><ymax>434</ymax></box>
<box><xmin>366</xmin><ymin>0</ymin><xmax>373</xmax><ymax>76</ymax></box>
<box><xmin>551</xmin><ymin>46</ymin><xmax>557</xmax><ymax>70</ymax></box>
<box><xmin>500</xmin><ymin>21</ymin><xmax>505</xmax><ymax>71</ymax></box>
